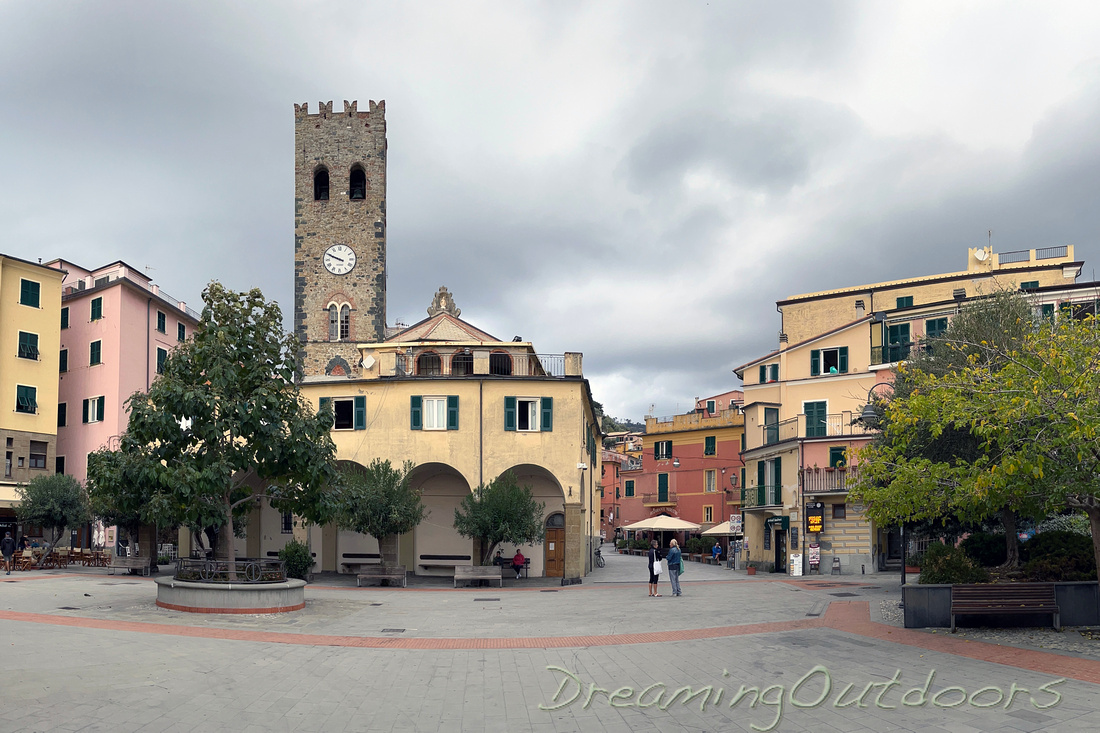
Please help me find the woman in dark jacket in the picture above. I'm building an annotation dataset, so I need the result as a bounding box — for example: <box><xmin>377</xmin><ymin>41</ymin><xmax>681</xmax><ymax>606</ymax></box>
<box><xmin>647</xmin><ymin>540</ymin><xmax>663</xmax><ymax>597</ymax></box>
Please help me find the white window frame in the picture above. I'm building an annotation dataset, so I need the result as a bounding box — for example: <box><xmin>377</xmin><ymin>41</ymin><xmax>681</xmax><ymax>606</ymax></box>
<box><xmin>654</xmin><ymin>440</ymin><xmax>672</xmax><ymax>459</ymax></box>
<box><xmin>705</xmin><ymin>469</ymin><xmax>716</xmax><ymax>493</ymax></box>
<box><xmin>423</xmin><ymin>396</ymin><xmax>448</xmax><ymax>431</ymax></box>
<box><xmin>704</xmin><ymin>506</ymin><xmax>713</xmax><ymax>523</ymax></box>
<box><xmin>332</xmin><ymin>398</ymin><xmax>356</xmax><ymax>430</ymax></box>
<box><xmin>87</xmin><ymin>396</ymin><xmax>105</xmax><ymax>423</ymax></box>
<box><xmin>516</xmin><ymin>397</ymin><xmax>540</xmax><ymax>432</ymax></box>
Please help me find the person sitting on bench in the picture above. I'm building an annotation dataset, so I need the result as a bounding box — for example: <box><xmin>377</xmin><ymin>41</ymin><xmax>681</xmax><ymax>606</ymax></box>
<box><xmin>492</xmin><ymin>549</ymin><xmax>507</xmax><ymax>566</ymax></box>
<box><xmin>511</xmin><ymin>550</ymin><xmax>526</xmax><ymax>579</ymax></box>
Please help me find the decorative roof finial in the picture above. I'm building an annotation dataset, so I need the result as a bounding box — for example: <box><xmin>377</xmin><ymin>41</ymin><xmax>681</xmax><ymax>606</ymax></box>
<box><xmin>428</xmin><ymin>286</ymin><xmax>460</xmax><ymax>317</ymax></box>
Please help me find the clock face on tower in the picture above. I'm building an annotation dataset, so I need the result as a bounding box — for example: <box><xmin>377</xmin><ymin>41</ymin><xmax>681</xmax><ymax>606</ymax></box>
<box><xmin>323</xmin><ymin>244</ymin><xmax>357</xmax><ymax>275</ymax></box>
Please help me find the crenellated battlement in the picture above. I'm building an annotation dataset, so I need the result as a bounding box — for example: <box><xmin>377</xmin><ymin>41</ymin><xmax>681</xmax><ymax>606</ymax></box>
<box><xmin>294</xmin><ymin>99</ymin><xmax>385</xmax><ymax>121</ymax></box>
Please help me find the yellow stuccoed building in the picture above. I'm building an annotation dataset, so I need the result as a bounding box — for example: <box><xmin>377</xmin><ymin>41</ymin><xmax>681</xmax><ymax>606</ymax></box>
<box><xmin>735</xmin><ymin>245</ymin><xmax>1085</xmax><ymax>576</ymax></box>
<box><xmin>228</xmin><ymin>290</ymin><xmax>603</xmax><ymax>581</ymax></box>
<box><xmin>0</xmin><ymin>254</ymin><xmax>64</xmax><ymax>530</ymax></box>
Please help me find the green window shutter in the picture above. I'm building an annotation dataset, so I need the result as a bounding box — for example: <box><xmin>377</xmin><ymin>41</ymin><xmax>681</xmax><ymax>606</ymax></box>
<box><xmin>810</xmin><ymin>350</ymin><xmax>820</xmax><ymax>376</ymax></box>
<box><xmin>91</xmin><ymin>297</ymin><xmax>102</xmax><ymax>321</ymax></box>
<box><xmin>446</xmin><ymin>395</ymin><xmax>459</xmax><ymax>430</ymax></box>
<box><xmin>410</xmin><ymin>395</ymin><xmax>423</xmax><ymax>430</ymax></box>
<box><xmin>774</xmin><ymin>456</ymin><xmax>782</xmax><ymax>490</ymax></box>
<box><xmin>838</xmin><ymin>346</ymin><xmax>848</xmax><ymax>374</ymax></box>
<box><xmin>757</xmin><ymin>460</ymin><xmax>766</xmax><ymax>487</ymax></box>
<box><xmin>319</xmin><ymin>397</ymin><xmax>332</xmax><ymax>429</ymax></box>
<box><xmin>82</xmin><ymin>399</ymin><xmax>89</xmax><ymax>424</ymax></box>
<box><xmin>97</xmin><ymin>396</ymin><xmax>105</xmax><ymax>420</ymax></box>
<box><xmin>20</xmin><ymin>280</ymin><xmax>40</xmax><ymax>307</ymax></box>
<box><xmin>504</xmin><ymin>396</ymin><xmax>516</xmax><ymax>431</ymax></box>
<box><xmin>354</xmin><ymin>395</ymin><xmax>367</xmax><ymax>430</ymax></box>
<box><xmin>540</xmin><ymin>396</ymin><xmax>553</xmax><ymax>432</ymax></box>
<box><xmin>805</xmin><ymin>401</ymin><xmax>827</xmax><ymax>438</ymax></box>
<box><xmin>829</xmin><ymin>446</ymin><xmax>846</xmax><ymax>468</ymax></box>
<box><xmin>59</xmin><ymin>349</ymin><xmax>68</xmax><ymax>373</ymax></box>
<box><xmin>61</xmin><ymin>307</ymin><xmax>69</xmax><ymax>329</ymax></box>
<box><xmin>704</xmin><ymin>436</ymin><xmax>716</xmax><ymax>455</ymax></box>
<box><xmin>759</xmin><ymin>365</ymin><xmax>766</xmax><ymax>383</ymax></box>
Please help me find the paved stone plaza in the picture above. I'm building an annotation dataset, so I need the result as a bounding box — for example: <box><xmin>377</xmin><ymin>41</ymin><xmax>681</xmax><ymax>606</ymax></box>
<box><xmin>2</xmin><ymin>547</ymin><xmax>1099</xmax><ymax>732</ymax></box>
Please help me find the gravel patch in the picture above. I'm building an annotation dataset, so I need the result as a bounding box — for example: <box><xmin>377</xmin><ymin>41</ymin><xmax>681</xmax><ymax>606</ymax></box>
<box><xmin>879</xmin><ymin>600</ymin><xmax>1100</xmax><ymax>657</ymax></box>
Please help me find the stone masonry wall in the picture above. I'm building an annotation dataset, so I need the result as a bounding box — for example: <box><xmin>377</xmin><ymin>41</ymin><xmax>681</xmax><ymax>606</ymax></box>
<box><xmin>293</xmin><ymin>100</ymin><xmax>387</xmax><ymax>378</ymax></box>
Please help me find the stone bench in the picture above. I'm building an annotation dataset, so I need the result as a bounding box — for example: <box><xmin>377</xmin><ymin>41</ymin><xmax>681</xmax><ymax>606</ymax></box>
<box><xmin>356</xmin><ymin>565</ymin><xmax>407</xmax><ymax>588</ymax></box>
<box><xmin>108</xmin><ymin>556</ymin><xmax>150</xmax><ymax>576</ymax></box>
<box><xmin>454</xmin><ymin>565</ymin><xmax>503</xmax><ymax>588</ymax></box>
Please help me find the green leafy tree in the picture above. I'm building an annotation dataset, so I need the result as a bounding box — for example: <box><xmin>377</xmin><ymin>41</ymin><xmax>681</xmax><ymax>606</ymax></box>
<box><xmin>120</xmin><ymin>282</ymin><xmax>338</xmax><ymax>569</ymax></box>
<box><xmin>86</xmin><ymin>445</ymin><xmax>157</xmax><ymax>570</ymax></box>
<box><xmin>16</xmin><ymin>474</ymin><xmax>90</xmax><ymax>567</ymax></box>
<box><xmin>853</xmin><ymin>310</ymin><xmax>1100</xmax><ymax>574</ymax></box>
<box><xmin>856</xmin><ymin>289</ymin><xmax>1038</xmax><ymax>567</ymax></box>
<box><xmin>453</xmin><ymin>471</ymin><xmax>545</xmax><ymax>564</ymax></box>
<box><xmin>333</xmin><ymin>459</ymin><xmax>425</xmax><ymax>566</ymax></box>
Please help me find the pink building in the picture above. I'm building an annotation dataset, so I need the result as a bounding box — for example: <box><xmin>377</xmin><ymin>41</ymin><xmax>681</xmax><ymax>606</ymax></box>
<box><xmin>49</xmin><ymin>260</ymin><xmax>200</xmax><ymax>499</ymax></box>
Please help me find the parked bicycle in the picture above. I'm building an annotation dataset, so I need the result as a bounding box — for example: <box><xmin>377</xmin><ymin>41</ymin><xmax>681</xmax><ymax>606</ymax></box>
<box><xmin>594</xmin><ymin>547</ymin><xmax>605</xmax><ymax>568</ymax></box>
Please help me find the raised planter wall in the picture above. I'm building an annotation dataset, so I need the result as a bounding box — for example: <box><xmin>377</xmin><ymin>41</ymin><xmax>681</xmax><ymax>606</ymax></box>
<box><xmin>155</xmin><ymin>577</ymin><xmax>306</xmax><ymax>614</ymax></box>
<box><xmin>903</xmin><ymin>581</ymin><xmax>1100</xmax><ymax>629</ymax></box>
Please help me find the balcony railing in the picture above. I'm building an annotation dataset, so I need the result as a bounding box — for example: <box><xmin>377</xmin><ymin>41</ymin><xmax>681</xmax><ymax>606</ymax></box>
<box><xmin>395</xmin><ymin>352</ymin><xmax>566</xmax><ymax>377</ymax></box>
<box><xmin>870</xmin><ymin>342</ymin><xmax>913</xmax><ymax>365</ymax></box>
<box><xmin>642</xmin><ymin>492</ymin><xmax>677</xmax><ymax>506</ymax></box>
<box><xmin>1035</xmin><ymin>245</ymin><xmax>1068</xmax><ymax>260</ymax></box>
<box><xmin>802</xmin><ymin>466</ymin><xmax>859</xmax><ymax>493</ymax></box>
<box><xmin>740</xmin><ymin>485</ymin><xmax>782</xmax><ymax>508</ymax></box>
<box><xmin>759</xmin><ymin>413</ymin><xmax>874</xmax><ymax>445</ymax></box>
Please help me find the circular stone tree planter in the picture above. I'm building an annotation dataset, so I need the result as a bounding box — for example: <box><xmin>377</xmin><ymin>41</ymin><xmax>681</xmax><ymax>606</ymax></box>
<box><xmin>155</xmin><ymin>576</ymin><xmax>306</xmax><ymax>614</ymax></box>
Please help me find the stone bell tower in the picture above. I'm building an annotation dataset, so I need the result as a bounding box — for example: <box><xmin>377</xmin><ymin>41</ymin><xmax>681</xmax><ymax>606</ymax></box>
<box><xmin>293</xmin><ymin>99</ymin><xmax>387</xmax><ymax>378</ymax></box>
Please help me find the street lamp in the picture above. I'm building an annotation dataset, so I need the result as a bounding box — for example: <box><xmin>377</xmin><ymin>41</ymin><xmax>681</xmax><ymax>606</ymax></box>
<box><xmin>859</xmin><ymin>381</ymin><xmax>908</xmax><ymax>597</ymax></box>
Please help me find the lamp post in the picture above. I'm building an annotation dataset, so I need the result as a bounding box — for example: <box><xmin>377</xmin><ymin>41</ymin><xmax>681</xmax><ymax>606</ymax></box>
<box><xmin>859</xmin><ymin>382</ymin><xmax>908</xmax><ymax>596</ymax></box>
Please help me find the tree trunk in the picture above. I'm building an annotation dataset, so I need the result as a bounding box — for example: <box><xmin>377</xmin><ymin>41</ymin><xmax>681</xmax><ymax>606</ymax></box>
<box><xmin>378</xmin><ymin>534</ymin><xmax>398</xmax><ymax>567</ymax></box>
<box><xmin>32</xmin><ymin>527</ymin><xmax>62</xmax><ymax>568</ymax></box>
<box><xmin>1086</xmin><ymin>505</ymin><xmax>1100</xmax><ymax>582</ymax></box>
<box><xmin>222</xmin><ymin>497</ymin><xmax>238</xmax><ymax>580</ymax></box>
<box><xmin>1001</xmin><ymin>507</ymin><xmax>1019</xmax><ymax>568</ymax></box>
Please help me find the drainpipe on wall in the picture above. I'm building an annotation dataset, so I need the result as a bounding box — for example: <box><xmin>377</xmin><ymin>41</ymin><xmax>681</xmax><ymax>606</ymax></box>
<box><xmin>478</xmin><ymin>381</ymin><xmax>483</xmax><ymax>488</ymax></box>
<box><xmin>146</xmin><ymin>297</ymin><xmax>152</xmax><ymax>389</ymax></box>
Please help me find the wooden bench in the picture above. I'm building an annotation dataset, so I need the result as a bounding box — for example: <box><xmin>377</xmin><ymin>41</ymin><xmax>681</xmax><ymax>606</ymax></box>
<box><xmin>496</xmin><ymin>558</ymin><xmax>531</xmax><ymax>578</ymax></box>
<box><xmin>356</xmin><ymin>565</ymin><xmax>407</xmax><ymax>588</ymax></box>
<box><xmin>454</xmin><ymin>565</ymin><xmax>503</xmax><ymax>588</ymax></box>
<box><xmin>950</xmin><ymin>583</ymin><xmax>1060</xmax><ymax>632</ymax></box>
<box><xmin>108</xmin><ymin>556</ymin><xmax>150</xmax><ymax>576</ymax></box>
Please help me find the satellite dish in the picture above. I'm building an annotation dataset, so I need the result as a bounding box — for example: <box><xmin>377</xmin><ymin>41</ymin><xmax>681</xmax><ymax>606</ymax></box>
<box><xmin>974</xmin><ymin>248</ymin><xmax>988</xmax><ymax>261</ymax></box>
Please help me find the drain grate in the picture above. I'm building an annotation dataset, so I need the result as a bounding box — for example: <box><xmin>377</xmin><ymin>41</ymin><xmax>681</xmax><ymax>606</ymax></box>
<box><xmin>58</xmin><ymin>606</ymin><xmax>80</xmax><ymax>610</ymax></box>
<box><xmin>829</xmin><ymin>592</ymin><xmax>859</xmax><ymax>597</ymax></box>
<box><xmin>381</xmin><ymin>628</ymin><xmax>405</xmax><ymax>633</ymax></box>
<box><xmin>540</xmin><ymin>589</ymin><xmax>558</xmax><ymax>593</ymax></box>
<box><xmin>473</xmin><ymin>598</ymin><xmax>500</xmax><ymax>602</ymax></box>
<box><xmin>370</xmin><ymin>603</ymin><xmax>383</xmax><ymax>607</ymax></box>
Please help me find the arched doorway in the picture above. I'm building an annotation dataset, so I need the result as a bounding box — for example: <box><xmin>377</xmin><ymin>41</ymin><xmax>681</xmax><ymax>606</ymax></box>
<box><xmin>409</xmin><ymin>463</ymin><xmax>473</xmax><ymax>576</ymax></box>
<box><xmin>545</xmin><ymin>513</ymin><xmax>566</xmax><ymax>577</ymax></box>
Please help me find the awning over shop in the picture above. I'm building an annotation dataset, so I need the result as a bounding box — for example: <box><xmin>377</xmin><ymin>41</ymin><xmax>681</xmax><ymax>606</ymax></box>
<box><xmin>764</xmin><ymin>515</ymin><xmax>790</xmax><ymax>531</ymax></box>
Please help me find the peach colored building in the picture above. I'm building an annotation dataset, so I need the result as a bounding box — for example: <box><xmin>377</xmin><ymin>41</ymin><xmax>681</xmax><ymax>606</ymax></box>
<box><xmin>735</xmin><ymin>245</ymin><xmax>1084</xmax><ymax>576</ymax></box>
<box><xmin>49</xmin><ymin>260</ymin><xmax>199</xmax><ymax>545</ymax></box>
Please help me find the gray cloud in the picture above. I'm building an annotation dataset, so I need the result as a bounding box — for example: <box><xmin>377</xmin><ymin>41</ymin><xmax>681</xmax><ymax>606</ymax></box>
<box><xmin>1</xmin><ymin>1</ymin><xmax>1098</xmax><ymax>421</ymax></box>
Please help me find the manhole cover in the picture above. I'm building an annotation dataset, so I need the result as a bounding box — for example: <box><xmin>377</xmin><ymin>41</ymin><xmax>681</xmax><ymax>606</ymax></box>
<box><xmin>829</xmin><ymin>592</ymin><xmax>859</xmax><ymax>597</ymax></box>
<box><xmin>474</xmin><ymin>598</ymin><xmax>500</xmax><ymax>602</ymax></box>
<box><xmin>381</xmin><ymin>628</ymin><xmax>405</xmax><ymax>633</ymax></box>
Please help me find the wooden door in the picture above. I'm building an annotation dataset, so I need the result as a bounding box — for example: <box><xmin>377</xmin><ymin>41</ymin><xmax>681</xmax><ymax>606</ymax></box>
<box><xmin>545</xmin><ymin>528</ymin><xmax>565</xmax><ymax>577</ymax></box>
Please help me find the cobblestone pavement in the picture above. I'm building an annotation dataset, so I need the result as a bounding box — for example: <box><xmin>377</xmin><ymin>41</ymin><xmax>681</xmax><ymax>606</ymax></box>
<box><xmin>1</xmin><ymin>548</ymin><xmax>1097</xmax><ymax>732</ymax></box>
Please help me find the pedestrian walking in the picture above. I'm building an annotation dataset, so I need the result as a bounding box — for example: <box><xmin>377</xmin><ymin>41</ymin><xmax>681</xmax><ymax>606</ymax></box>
<box><xmin>1</xmin><ymin>532</ymin><xmax>15</xmax><ymax>575</ymax></box>
<box><xmin>667</xmin><ymin>539</ymin><xmax>683</xmax><ymax>596</ymax></box>
<box><xmin>647</xmin><ymin>540</ymin><xmax>663</xmax><ymax>597</ymax></box>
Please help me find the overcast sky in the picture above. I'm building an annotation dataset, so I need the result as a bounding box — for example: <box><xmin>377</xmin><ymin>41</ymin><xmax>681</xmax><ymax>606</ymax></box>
<box><xmin>3</xmin><ymin>2</ymin><xmax>1099</xmax><ymax>420</ymax></box>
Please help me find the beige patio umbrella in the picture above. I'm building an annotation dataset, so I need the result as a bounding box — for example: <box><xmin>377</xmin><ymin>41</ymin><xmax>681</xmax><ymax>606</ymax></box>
<box><xmin>622</xmin><ymin>515</ymin><xmax>701</xmax><ymax>532</ymax></box>
<box><xmin>701</xmin><ymin>520</ymin><xmax>740</xmax><ymax>536</ymax></box>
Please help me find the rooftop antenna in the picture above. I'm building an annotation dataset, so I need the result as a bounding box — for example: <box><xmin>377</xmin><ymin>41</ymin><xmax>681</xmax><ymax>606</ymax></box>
<box><xmin>987</xmin><ymin>230</ymin><xmax>992</xmax><ymax>249</ymax></box>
